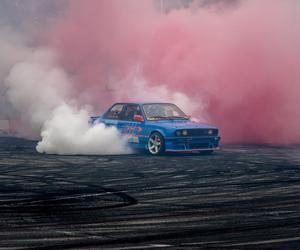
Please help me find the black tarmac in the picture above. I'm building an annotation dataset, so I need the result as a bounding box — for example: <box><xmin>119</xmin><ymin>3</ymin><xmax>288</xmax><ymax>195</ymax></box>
<box><xmin>0</xmin><ymin>137</ymin><xmax>300</xmax><ymax>249</ymax></box>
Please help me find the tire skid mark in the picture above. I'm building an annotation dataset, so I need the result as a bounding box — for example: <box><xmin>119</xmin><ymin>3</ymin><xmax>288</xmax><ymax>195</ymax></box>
<box><xmin>0</xmin><ymin>138</ymin><xmax>299</xmax><ymax>249</ymax></box>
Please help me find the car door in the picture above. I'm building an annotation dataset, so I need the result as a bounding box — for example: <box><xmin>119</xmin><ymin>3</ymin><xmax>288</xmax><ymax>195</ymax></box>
<box><xmin>102</xmin><ymin>104</ymin><xmax>124</xmax><ymax>128</ymax></box>
<box><xmin>118</xmin><ymin>104</ymin><xmax>144</xmax><ymax>145</ymax></box>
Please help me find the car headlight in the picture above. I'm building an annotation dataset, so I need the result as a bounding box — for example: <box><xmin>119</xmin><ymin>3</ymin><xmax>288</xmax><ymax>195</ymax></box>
<box><xmin>176</xmin><ymin>130</ymin><xmax>188</xmax><ymax>136</ymax></box>
<box><xmin>176</xmin><ymin>130</ymin><xmax>182</xmax><ymax>136</ymax></box>
<box><xmin>182</xmin><ymin>130</ymin><xmax>188</xmax><ymax>136</ymax></box>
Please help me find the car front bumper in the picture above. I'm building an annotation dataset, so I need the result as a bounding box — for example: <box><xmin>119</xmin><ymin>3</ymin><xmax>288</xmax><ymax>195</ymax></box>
<box><xmin>164</xmin><ymin>136</ymin><xmax>221</xmax><ymax>152</ymax></box>
<box><xmin>166</xmin><ymin>147</ymin><xmax>220</xmax><ymax>153</ymax></box>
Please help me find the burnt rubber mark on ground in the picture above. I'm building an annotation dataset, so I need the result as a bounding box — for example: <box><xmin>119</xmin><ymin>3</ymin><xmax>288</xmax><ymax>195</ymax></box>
<box><xmin>0</xmin><ymin>138</ymin><xmax>300</xmax><ymax>249</ymax></box>
<box><xmin>21</xmin><ymin>219</ymin><xmax>300</xmax><ymax>250</ymax></box>
<box><xmin>0</xmin><ymin>186</ymin><xmax>137</xmax><ymax>213</ymax></box>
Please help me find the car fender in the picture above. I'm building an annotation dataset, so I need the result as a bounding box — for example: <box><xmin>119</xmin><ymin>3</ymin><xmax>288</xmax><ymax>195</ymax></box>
<box><xmin>148</xmin><ymin>128</ymin><xmax>167</xmax><ymax>138</ymax></box>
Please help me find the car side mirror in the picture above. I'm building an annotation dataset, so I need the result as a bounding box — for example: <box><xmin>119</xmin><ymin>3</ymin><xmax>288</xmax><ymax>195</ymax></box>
<box><xmin>133</xmin><ymin>115</ymin><xmax>144</xmax><ymax>122</ymax></box>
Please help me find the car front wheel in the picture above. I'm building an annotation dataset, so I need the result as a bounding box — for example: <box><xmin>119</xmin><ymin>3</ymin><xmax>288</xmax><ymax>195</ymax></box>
<box><xmin>148</xmin><ymin>132</ymin><xmax>165</xmax><ymax>155</ymax></box>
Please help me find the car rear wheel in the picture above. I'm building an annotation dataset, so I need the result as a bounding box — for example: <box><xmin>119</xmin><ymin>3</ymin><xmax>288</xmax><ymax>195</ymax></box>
<box><xmin>148</xmin><ymin>132</ymin><xmax>165</xmax><ymax>155</ymax></box>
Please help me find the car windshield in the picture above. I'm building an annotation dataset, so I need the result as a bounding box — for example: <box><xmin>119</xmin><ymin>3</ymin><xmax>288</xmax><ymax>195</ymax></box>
<box><xmin>143</xmin><ymin>103</ymin><xmax>188</xmax><ymax>120</ymax></box>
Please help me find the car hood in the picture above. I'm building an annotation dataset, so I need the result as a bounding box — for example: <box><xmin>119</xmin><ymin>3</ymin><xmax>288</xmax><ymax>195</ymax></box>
<box><xmin>148</xmin><ymin>120</ymin><xmax>217</xmax><ymax>129</ymax></box>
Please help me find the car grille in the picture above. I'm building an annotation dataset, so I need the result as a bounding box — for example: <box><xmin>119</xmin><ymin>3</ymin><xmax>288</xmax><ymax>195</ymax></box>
<box><xmin>187</xmin><ymin>129</ymin><xmax>218</xmax><ymax>136</ymax></box>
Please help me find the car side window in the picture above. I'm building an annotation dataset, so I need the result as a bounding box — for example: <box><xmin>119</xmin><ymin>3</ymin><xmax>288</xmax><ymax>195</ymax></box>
<box><xmin>121</xmin><ymin>105</ymin><xmax>142</xmax><ymax>121</ymax></box>
<box><xmin>104</xmin><ymin>104</ymin><xmax>124</xmax><ymax>120</ymax></box>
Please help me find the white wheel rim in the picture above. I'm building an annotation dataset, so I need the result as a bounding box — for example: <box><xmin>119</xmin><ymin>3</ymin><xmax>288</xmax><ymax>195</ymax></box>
<box><xmin>148</xmin><ymin>134</ymin><xmax>162</xmax><ymax>154</ymax></box>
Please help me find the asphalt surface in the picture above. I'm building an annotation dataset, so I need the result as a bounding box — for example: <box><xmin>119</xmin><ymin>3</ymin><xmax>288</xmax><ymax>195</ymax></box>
<box><xmin>0</xmin><ymin>137</ymin><xmax>300</xmax><ymax>249</ymax></box>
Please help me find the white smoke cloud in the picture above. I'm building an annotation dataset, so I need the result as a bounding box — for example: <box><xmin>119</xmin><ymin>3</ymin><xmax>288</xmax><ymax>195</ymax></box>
<box><xmin>4</xmin><ymin>47</ymin><xmax>130</xmax><ymax>155</ymax></box>
<box><xmin>0</xmin><ymin>27</ymin><xmax>30</xmax><ymax>118</ymax></box>
<box><xmin>5</xmin><ymin>49</ymin><xmax>72</xmax><ymax>130</ymax></box>
<box><xmin>36</xmin><ymin>104</ymin><xmax>130</xmax><ymax>155</ymax></box>
<box><xmin>0</xmin><ymin>27</ymin><xmax>30</xmax><ymax>81</ymax></box>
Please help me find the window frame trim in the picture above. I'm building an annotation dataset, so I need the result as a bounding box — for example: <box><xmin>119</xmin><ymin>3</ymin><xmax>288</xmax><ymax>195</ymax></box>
<box><xmin>103</xmin><ymin>104</ymin><xmax>125</xmax><ymax>120</ymax></box>
<box><xmin>119</xmin><ymin>104</ymin><xmax>143</xmax><ymax>121</ymax></box>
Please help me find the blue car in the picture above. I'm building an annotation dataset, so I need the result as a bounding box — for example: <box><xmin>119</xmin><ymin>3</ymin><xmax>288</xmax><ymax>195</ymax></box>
<box><xmin>90</xmin><ymin>102</ymin><xmax>220</xmax><ymax>155</ymax></box>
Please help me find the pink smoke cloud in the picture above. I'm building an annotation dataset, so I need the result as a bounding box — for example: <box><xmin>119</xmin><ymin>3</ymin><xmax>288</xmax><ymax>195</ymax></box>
<box><xmin>47</xmin><ymin>0</ymin><xmax>300</xmax><ymax>144</ymax></box>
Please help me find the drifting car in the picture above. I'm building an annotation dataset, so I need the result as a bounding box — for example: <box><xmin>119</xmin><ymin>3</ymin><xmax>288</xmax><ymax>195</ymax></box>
<box><xmin>90</xmin><ymin>103</ymin><xmax>220</xmax><ymax>155</ymax></box>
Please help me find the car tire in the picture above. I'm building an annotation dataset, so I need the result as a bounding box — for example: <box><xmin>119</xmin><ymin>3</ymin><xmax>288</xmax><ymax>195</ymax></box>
<box><xmin>147</xmin><ymin>132</ymin><xmax>165</xmax><ymax>155</ymax></box>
